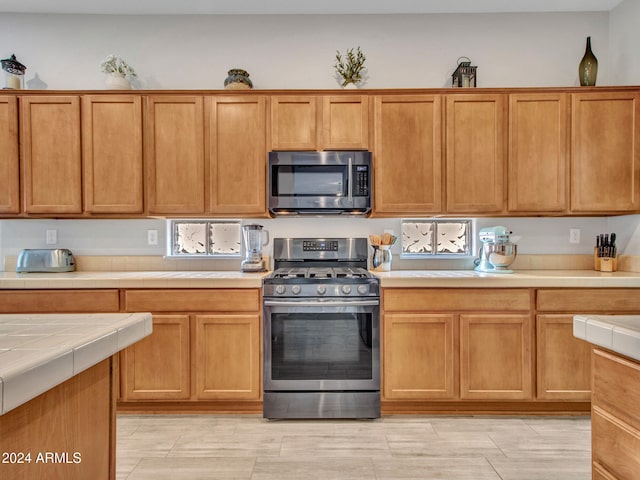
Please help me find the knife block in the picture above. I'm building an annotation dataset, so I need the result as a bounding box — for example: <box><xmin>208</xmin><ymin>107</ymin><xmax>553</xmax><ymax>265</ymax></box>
<box><xmin>594</xmin><ymin>247</ymin><xmax>617</xmax><ymax>272</ymax></box>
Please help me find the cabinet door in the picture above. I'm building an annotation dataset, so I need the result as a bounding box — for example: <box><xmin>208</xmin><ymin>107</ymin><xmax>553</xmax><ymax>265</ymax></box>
<box><xmin>208</xmin><ymin>96</ymin><xmax>267</xmax><ymax>215</ymax></box>
<box><xmin>270</xmin><ymin>96</ymin><xmax>319</xmax><ymax>150</ymax></box>
<box><xmin>322</xmin><ymin>95</ymin><xmax>369</xmax><ymax>149</ymax></box>
<box><xmin>146</xmin><ymin>96</ymin><xmax>205</xmax><ymax>214</ymax></box>
<box><xmin>446</xmin><ymin>94</ymin><xmax>506</xmax><ymax>213</ymax></box>
<box><xmin>508</xmin><ymin>93</ymin><xmax>568</xmax><ymax>212</ymax></box>
<box><xmin>460</xmin><ymin>314</ymin><xmax>532</xmax><ymax>400</ymax></box>
<box><xmin>195</xmin><ymin>314</ymin><xmax>261</xmax><ymax>400</ymax></box>
<box><xmin>121</xmin><ymin>315</ymin><xmax>191</xmax><ymax>400</ymax></box>
<box><xmin>536</xmin><ymin>315</ymin><xmax>591</xmax><ymax>400</ymax></box>
<box><xmin>373</xmin><ymin>95</ymin><xmax>442</xmax><ymax>214</ymax></box>
<box><xmin>571</xmin><ymin>91</ymin><xmax>640</xmax><ymax>212</ymax></box>
<box><xmin>383</xmin><ymin>313</ymin><xmax>456</xmax><ymax>400</ymax></box>
<box><xmin>0</xmin><ymin>96</ymin><xmax>19</xmax><ymax>213</ymax></box>
<box><xmin>21</xmin><ymin>96</ymin><xmax>82</xmax><ymax>213</ymax></box>
<box><xmin>82</xmin><ymin>95</ymin><xmax>143</xmax><ymax>213</ymax></box>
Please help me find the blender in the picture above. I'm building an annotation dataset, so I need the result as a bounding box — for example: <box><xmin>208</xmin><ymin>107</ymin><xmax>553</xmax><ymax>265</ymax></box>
<box><xmin>474</xmin><ymin>226</ymin><xmax>517</xmax><ymax>273</ymax></box>
<box><xmin>241</xmin><ymin>224</ymin><xmax>269</xmax><ymax>272</ymax></box>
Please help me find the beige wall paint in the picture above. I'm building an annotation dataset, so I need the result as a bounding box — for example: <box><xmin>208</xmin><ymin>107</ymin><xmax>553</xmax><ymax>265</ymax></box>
<box><xmin>609</xmin><ymin>0</ymin><xmax>640</xmax><ymax>84</ymax></box>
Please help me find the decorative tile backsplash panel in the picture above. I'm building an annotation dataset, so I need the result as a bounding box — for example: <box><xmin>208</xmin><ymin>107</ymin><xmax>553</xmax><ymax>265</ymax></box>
<box><xmin>402</xmin><ymin>219</ymin><xmax>472</xmax><ymax>257</ymax></box>
<box><xmin>170</xmin><ymin>220</ymin><xmax>242</xmax><ymax>257</ymax></box>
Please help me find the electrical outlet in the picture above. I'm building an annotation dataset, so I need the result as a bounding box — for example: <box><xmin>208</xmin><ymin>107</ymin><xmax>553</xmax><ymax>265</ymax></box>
<box><xmin>147</xmin><ymin>229</ymin><xmax>159</xmax><ymax>246</ymax></box>
<box><xmin>569</xmin><ymin>228</ymin><xmax>580</xmax><ymax>244</ymax></box>
<box><xmin>46</xmin><ymin>229</ymin><xmax>57</xmax><ymax>245</ymax></box>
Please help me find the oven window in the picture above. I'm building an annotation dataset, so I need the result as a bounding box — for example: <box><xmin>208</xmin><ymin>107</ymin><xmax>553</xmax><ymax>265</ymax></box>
<box><xmin>274</xmin><ymin>166</ymin><xmax>346</xmax><ymax>196</ymax></box>
<box><xmin>270</xmin><ymin>313</ymin><xmax>373</xmax><ymax>380</ymax></box>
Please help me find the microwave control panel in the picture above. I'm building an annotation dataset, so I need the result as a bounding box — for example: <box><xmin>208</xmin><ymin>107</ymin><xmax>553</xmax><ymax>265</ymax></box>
<box><xmin>353</xmin><ymin>165</ymin><xmax>369</xmax><ymax>197</ymax></box>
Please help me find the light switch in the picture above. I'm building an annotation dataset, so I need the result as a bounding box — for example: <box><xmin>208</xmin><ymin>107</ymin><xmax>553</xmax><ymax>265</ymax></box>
<box><xmin>46</xmin><ymin>230</ymin><xmax>57</xmax><ymax>245</ymax></box>
<box><xmin>147</xmin><ymin>229</ymin><xmax>158</xmax><ymax>246</ymax></box>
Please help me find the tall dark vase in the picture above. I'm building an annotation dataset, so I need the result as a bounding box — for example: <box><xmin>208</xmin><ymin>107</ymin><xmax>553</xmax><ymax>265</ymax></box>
<box><xmin>578</xmin><ymin>36</ymin><xmax>598</xmax><ymax>86</ymax></box>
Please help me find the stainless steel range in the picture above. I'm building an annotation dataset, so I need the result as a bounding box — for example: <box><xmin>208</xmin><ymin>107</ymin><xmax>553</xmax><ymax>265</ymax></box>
<box><xmin>262</xmin><ymin>238</ymin><xmax>380</xmax><ymax>419</ymax></box>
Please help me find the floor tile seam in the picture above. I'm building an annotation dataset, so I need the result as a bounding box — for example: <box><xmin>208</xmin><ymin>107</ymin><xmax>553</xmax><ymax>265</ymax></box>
<box><xmin>121</xmin><ymin>457</ymin><xmax>143</xmax><ymax>480</ymax></box>
<box><xmin>485</xmin><ymin>456</ymin><xmax>506</xmax><ymax>480</ymax></box>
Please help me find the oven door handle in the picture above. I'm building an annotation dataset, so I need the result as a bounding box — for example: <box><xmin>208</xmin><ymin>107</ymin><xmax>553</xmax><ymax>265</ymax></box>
<box><xmin>264</xmin><ymin>299</ymin><xmax>379</xmax><ymax>307</ymax></box>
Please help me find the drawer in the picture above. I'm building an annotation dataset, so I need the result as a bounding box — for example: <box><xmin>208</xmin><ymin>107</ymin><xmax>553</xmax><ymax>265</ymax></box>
<box><xmin>0</xmin><ymin>289</ymin><xmax>119</xmax><ymax>313</ymax></box>
<box><xmin>383</xmin><ymin>288</ymin><xmax>531</xmax><ymax>312</ymax></box>
<box><xmin>124</xmin><ymin>289</ymin><xmax>261</xmax><ymax>312</ymax></box>
<box><xmin>592</xmin><ymin>406</ymin><xmax>640</xmax><ymax>480</ymax></box>
<box><xmin>593</xmin><ymin>348</ymin><xmax>640</xmax><ymax>428</ymax></box>
<box><xmin>537</xmin><ymin>289</ymin><xmax>640</xmax><ymax>312</ymax></box>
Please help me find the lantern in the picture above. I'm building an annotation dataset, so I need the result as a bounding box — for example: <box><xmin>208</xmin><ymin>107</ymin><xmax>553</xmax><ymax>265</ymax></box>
<box><xmin>451</xmin><ymin>57</ymin><xmax>477</xmax><ymax>88</ymax></box>
<box><xmin>1</xmin><ymin>54</ymin><xmax>26</xmax><ymax>90</ymax></box>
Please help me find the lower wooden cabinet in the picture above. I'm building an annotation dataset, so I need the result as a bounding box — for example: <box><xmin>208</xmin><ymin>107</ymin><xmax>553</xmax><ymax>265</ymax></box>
<box><xmin>119</xmin><ymin>289</ymin><xmax>262</xmax><ymax>406</ymax></box>
<box><xmin>536</xmin><ymin>315</ymin><xmax>591</xmax><ymax>400</ymax></box>
<box><xmin>460</xmin><ymin>314</ymin><xmax>532</xmax><ymax>400</ymax></box>
<box><xmin>120</xmin><ymin>315</ymin><xmax>191</xmax><ymax>400</ymax></box>
<box><xmin>195</xmin><ymin>315</ymin><xmax>261</xmax><ymax>400</ymax></box>
<box><xmin>383</xmin><ymin>313</ymin><xmax>456</xmax><ymax>400</ymax></box>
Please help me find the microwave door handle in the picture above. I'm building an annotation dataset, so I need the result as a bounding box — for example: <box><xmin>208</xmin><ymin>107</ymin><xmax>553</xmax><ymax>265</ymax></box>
<box><xmin>347</xmin><ymin>156</ymin><xmax>353</xmax><ymax>202</ymax></box>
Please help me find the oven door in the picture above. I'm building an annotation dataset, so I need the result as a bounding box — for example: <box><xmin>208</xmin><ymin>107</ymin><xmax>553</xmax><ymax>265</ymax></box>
<box><xmin>263</xmin><ymin>298</ymin><xmax>380</xmax><ymax>392</ymax></box>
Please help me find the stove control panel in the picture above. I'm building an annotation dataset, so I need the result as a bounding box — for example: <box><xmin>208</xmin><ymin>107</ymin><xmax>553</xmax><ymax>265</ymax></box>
<box><xmin>303</xmin><ymin>240</ymin><xmax>339</xmax><ymax>252</ymax></box>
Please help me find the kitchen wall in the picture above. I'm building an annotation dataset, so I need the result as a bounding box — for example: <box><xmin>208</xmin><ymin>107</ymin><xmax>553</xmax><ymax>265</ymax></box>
<box><xmin>0</xmin><ymin>8</ymin><xmax>638</xmax><ymax>268</ymax></box>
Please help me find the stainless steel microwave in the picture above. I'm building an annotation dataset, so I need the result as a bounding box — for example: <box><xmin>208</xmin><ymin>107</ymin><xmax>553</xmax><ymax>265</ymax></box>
<box><xmin>268</xmin><ymin>151</ymin><xmax>372</xmax><ymax>215</ymax></box>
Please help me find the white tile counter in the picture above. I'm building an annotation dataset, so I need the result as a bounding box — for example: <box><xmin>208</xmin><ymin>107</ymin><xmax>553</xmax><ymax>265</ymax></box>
<box><xmin>573</xmin><ymin>314</ymin><xmax>640</xmax><ymax>361</ymax></box>
<box><xmin>374</xmin><ymin>269</ymin><xmax>640</xmax><ymax>288</ymax></box>
<box><xmin>0</xmin><ymin>270</ymin><xmax>268</xmax><ymax>289</ymax></box>
<box><xmin>0</xmin><ymin>312</ymin><xmax>152</xmax><ymax>414</ymax></box>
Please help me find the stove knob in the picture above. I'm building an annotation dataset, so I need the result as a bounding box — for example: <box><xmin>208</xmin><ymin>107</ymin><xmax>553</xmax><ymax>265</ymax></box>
<box><xmin>291</xmin><ymin>285</ymin><xmax>302</xmax><ymax>295</ymax></box>
<box><xmin>317</xmin><ymin>285</ymin><xmax>327</xmax><ymax>295</ymax></box>
<box><xmin>357</xmin><ymin>285</ymin><xmax>369</xmax><ymax>295</ymax></box>
<box><xmin>341</xmin><ymin>285</ymin><xmax>352</xmax><ymax>295</ymax></box>
<box><xmin>275</xmin><ymin>285</ymin><xmax>286</xmax><ymax>295</ymax></box>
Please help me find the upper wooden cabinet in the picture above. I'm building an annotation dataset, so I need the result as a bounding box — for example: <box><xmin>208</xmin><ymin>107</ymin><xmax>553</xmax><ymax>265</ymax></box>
<box><xmin>20</xmin><ymin>96</ymin><xmax>82</xmax><ymax>214</ymax></box>
<box><xmin>373</xmin><ymin>95</ymin><xmax>442</xmax><ymax>214</ymax></box>
<box><xmin>207</xmin><ymin>96</ymin><xmax>267</xmax><ymax>215</ymax></box>
<box><xmin>446</xmin><ymin>94</ymin><xmax>506</xmax><ymax>213</ymax></box>
<box><xmin>82</xmin><ymin>95</ymin><xmax>143</xmax><ymax>213</ymax></box>
<box><xmin>0</xmin><ymin>96</ymin><xmax>19</xmax><ymax>213</ymax></box>
<box><xmin>270</xmin><ymin>95</ymin><xmax>369</xmax><ymax>150</ymax></box>
<box><xmin>508</xmin><ymin>93</ymin><xmax>569</xmax><ymax>213</ymax></box>
<box><xmin>571</xmin><ymin>91</ymin><xmax>640</xmax><ymax>212</ymax></box>
<box><xmin>145</xmin><ymin>95</ymin><xmax>205</xmax><ymax>214</ymax></box>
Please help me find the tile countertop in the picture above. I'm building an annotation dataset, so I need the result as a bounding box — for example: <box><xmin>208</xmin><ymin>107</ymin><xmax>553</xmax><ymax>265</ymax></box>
<box><xmin>0</xmin><ymin>312</ymin><xmax>152</xmax><ymax>415</ymax></box>
<box><xmin>0</xmin><ymin>270</ymin><xmax>269</xmax><ymax>289</ymax></box>
<box><xmin>574</xmin><ymin>314</ymin><xmax>640</xmax><ymax>362</ymax></box>
<box><xmin>373</xmin><ymin>270</ymin><xmax>640</xmax><ymax>288</ymax></box>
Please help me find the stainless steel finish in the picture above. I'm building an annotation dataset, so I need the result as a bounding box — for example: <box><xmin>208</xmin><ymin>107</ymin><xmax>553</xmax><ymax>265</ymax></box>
<box><xmin>16</xmin><ymin>249</ymin><xmax>75</xmax><ymax>273</ymax></box>
<box><xmin>268</xmin><ymin>151</ymin><xmax>371</xmax><ymax>215</ymax></box>
<box><xmin>485</xmin><ymin>242</ymin><xmax>517</xmax><ymax>270</ymax></box>
<box><xmin>241</xmin><ymin>224</ymin><xmax>269</xmax><ymax>272</ymax></box>
<box><xmin>263</xmin><ymin>392</ymin><xmax>380</xmax><ymax>419</ymax></box>
<box><xmin>264</xmin><ymin>299</ymin><xmax>380</xmax><ymax>307</ymax></box>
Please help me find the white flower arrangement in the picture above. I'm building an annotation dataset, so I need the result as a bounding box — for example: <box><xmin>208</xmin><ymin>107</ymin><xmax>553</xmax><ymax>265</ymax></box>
<box><xmin>100</xmin><ymin>55</ymin><xmax>137</xmax><ymax>78</ymax></box>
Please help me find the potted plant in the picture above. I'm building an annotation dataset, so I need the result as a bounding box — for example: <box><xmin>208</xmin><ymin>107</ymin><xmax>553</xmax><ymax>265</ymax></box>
<box><xmin>334</xmin><ymin>47</ymin><xmax>366</xmax><ymax>88</ymax></box>
<box><xmin>100</xmin><ymin>54</ymin><xmax>137</xmax><ymax>89</ymax></box>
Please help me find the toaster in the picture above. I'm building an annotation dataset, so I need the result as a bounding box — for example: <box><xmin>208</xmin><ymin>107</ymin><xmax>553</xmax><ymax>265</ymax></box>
<box><xmin>16</xmin><ymin>249</ymin><xmax>76</xmax><ymax>273</ymax></box>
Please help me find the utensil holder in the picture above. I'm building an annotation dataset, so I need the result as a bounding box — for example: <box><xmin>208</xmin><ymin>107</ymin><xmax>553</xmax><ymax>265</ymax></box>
<box><xmin>371</xmin><ymin>245</ymin><xmax>392</xmax><ymax>272</ymax></box>
<box><xmin>594</xmin><ymin>247</ymin><xmax>617</xmax><ymax>272</ymax></box>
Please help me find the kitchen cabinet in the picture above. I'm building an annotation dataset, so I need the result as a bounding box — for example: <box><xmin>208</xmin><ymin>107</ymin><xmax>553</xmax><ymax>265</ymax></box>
<box><xmin>270</xmin><ymin>95</ymin><xmax>369</xmax><ymax>150</ymax></box>
<box><xmin>591</xmin><ymin>348</ymin><xmax>640</xmax><ymax>479</ymax></box>
<box><xmin>536</xmin><ymin>315</ymin><xmax>591</xmax><ymax>400</ymax></box>
<box><xmin>508</xmin><ymin>93</ymin><xmax>569</xmax><ymax>213</ymax></box>
<box><xmin>0</xmin><ymin>96</ymin><xmax>19</xmax><ymax>214</ymax></box>
<box><xmin>82</xmin><ymin>95</ymin><xmax>144</xmax><ymax>213</ymax></box>
<box><xmin>0</xmin><ymin>289</ymin><xmax>119</xmax><ymax>313</ymax></box>
<box><xmin>460</xmin><ymin>314</ymin><xmax>532</xmax><ymax>400</ymax></box>
<box><xmin>121</xmin><ymin>289</ymin><xmax>262</xmax><ymax>407</ymax></box>
<box><xmin>20</xmin><ymin>96</ymin><xmax>82</xmax><ymax>214</ymax></box>
<box><xmin>446</xmin><ymin>94</ymin><xmax>506</xmax><ymax>213</ymax></box>
<box><xmin>195</xmin><ymin>314</ymin><xmax>261</xmax><ymax>400</ymax></box>
<box><xmin>121</xmin><ymin>315</ymin><xmax>191</xmax><ymax>400</ymax></box>
<box><xmin>382</xmin><ymin>288</ymin><xmax>532</xmax><ymax>405</ymax></box>
<box><xmin>571</xmin><ymin>91</ymin><xmax>640</xmax><ymax>212</ymax></box>
<box><xmin>383</xmin><ymin>313</ymin><xmax>456</xmax><ymax>400</ymax></box>
<box><xmin>145</xmin><ymin>95</ymin><xmax>205</xmax><ymax>214</ymax></box>
<box><xmin>372</xmin><ymin>95</ymin><xmax>442</xmax><ymax>214</ymax></box>
<box><xmin>207</xmin><ymin>95</ymin><xmax>267</xmax><ymax>215</ymax></box>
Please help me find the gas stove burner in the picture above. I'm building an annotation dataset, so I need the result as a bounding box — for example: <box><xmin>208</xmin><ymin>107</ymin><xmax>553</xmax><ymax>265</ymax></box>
<box><xmin>271</xmin><ymin>267</ymin><xmax>371</xmax><ymax>280</ymax></box>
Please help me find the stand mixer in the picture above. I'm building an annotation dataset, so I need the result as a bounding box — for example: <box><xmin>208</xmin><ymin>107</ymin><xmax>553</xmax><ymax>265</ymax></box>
<box><xmin>474</xmin><ymin>226</ymin><xmax>517</xmax><ymax>274</ymax></box>
<box><xmin>241</xmin><ymin>224</ymin><xmax>269</xmax><ymax>272</ymax></box>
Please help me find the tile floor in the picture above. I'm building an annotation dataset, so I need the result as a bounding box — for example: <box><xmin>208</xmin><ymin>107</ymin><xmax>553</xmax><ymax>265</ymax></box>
<box><xmin>117</xmin><ymin>414</ymin><xmax>591</xmax><ymax>480</ymax></box>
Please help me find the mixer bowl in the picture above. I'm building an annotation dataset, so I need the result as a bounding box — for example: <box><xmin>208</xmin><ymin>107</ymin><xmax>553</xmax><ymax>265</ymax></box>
<box><xmin>483</xmin><ymin>242</ymin><xmax>517</xmax><ymax>270</ymax></box>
